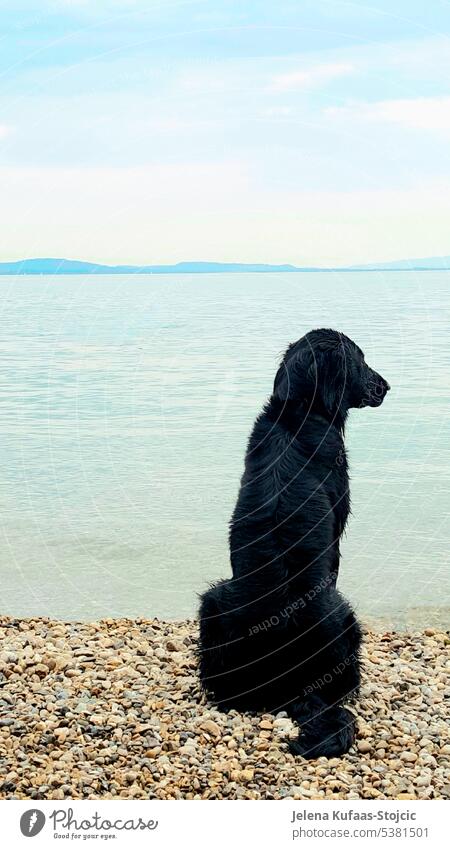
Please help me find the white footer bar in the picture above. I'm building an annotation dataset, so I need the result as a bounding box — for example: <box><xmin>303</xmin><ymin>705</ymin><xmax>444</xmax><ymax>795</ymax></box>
<box><xmin>1</xmin><ymin>799</ymin><xmax>447</xmax><ymax>849</ymax></box>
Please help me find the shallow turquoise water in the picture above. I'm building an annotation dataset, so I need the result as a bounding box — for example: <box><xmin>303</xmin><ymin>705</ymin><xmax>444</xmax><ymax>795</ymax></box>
<box><xmin>0</xmin><ymin>272</ymin><xmax>448</xmax><ymax>626</ymax></box>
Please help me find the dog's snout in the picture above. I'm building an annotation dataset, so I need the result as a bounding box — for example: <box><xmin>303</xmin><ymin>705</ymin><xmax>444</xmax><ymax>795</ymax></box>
<box><xmin>373</xmin><ymin>370</ymin><xmax>390</xmax><ymax>392</ymax></box>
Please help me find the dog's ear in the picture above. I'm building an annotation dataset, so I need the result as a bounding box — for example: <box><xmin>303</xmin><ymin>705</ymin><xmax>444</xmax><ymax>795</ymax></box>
<box><xmin>311</xmin><ymin>346</ymin><xmax>346</xmax><ymax>415</ymax></box>
<box><xmin>273</xmin><ymin>349</ymin><xmax>311</xmax><ymax>401</ymax></box>
<box><xmin>273</xmin><ymin>342</ymin><xmax>347</xmax><ymax>413</ymax></box>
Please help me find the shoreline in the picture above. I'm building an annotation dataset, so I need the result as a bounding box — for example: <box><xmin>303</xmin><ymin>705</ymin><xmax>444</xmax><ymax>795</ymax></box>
<box><xmin>0</xmin><ymin>617</ymin><xmax>449</xmax><ymax>800</ymax></box>
<box><xmin>2</xmin><ymin>606</ymin><xmax>450</xmax><ymax>632</ymax></box>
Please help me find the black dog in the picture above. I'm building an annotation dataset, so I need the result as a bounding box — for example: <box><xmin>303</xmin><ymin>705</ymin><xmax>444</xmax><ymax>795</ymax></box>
<box><xmin>198</xmin><ymin>329</ymin><xmax>390</xmax><ymax>758</ymax></box>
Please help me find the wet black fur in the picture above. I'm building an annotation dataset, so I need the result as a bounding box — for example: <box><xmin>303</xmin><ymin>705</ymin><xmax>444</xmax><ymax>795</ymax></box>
<box><xmin>198</xmin><ymin>329</ymin><xmax>390</xmax><ymax>758</ymax></box>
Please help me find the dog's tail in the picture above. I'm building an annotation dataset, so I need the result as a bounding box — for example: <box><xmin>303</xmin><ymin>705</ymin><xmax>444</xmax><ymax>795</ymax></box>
<box><xmin>288</xmin><ymin>695</ymin><xmax>356</xmax><ymax>759</ymax></box>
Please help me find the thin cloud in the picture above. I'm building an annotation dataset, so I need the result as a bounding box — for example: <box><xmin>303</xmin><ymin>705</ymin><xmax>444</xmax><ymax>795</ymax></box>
<box><xmin>271</xmin><ymin>63</ymin><xmax>354</xmax><ymax>92</ymax></box>
<box><xmin>327</xmin><ymin>96</ymin><xmax>450</xmax><ymax>134</ymax></box>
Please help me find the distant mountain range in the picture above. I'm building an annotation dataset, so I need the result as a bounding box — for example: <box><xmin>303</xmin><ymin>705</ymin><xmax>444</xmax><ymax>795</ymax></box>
<box><xmin>0</xmin><ymin>256</ymin><xmax>449</xmax><ymax>275</ymax></box>
<box><xmin>0</xmin><ymin>258</ymin><xmax>305</xmax><ymax>275</ymax></box>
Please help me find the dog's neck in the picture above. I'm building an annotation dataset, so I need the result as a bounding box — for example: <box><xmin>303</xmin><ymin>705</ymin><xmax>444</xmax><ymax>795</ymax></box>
<box><xmin>268</xmin><ymin>396</ymin><xmax>348</xmax><ymax>434</ymax></box>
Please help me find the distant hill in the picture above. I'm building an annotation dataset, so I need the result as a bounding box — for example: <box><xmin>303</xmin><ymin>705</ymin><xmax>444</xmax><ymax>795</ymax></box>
<box><xmin>0</xmin><ymin>258</ymin><xmax>306</xmax><ymax>275</ymax></box>
<box><xmin>0</xmin><ymin>256</ymin><xmax>449</xmax><ymax>275</ymax></box>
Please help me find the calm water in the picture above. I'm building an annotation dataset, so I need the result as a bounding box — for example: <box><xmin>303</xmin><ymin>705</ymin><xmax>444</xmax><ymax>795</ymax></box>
<box><xmin>0</xmin><ymin>272</ymin><xmax>449</xmax><ymax>627</ymax></box>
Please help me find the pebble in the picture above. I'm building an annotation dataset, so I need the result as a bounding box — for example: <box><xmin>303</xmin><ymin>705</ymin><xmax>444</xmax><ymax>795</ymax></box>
<box><xmin>166</xmin><ymin>640</ymin><xmax>183</xmax><ymax>653</ymax></box>
<box><xmin>199</xmin><ymin>720</ymin><xmax>221</xmax><ymax>739</ymax></box>
<box><xmin>400</xmin><ymin>752</ymin><xmax>418</xmax><ymax>763</ymax></box>
<box><xmin>0</xmin><ymin>617</ymin><xmax>448</xmax><ymax>800</ymax></box>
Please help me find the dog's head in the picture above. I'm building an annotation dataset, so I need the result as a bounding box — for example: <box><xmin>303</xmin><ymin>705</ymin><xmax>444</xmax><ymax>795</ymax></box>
<box><xmin>273</xmin><ymin>328</ymin><xmax>390</xmax><ymax>419</ymax></box>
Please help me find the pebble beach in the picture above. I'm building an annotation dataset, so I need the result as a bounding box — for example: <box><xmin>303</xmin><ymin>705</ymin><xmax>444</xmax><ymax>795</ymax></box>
<box><xmin>0</xmin><ymin>617</ymin><xmax>449</xmax><ymax>801</ymax></box>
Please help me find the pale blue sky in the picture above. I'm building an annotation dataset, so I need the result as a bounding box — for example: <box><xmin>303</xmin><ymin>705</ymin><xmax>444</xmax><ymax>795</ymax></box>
<box><xmin>2</xmin><ymin>1</ymin><xmax>450</xmax><ymax>265</ymax></box>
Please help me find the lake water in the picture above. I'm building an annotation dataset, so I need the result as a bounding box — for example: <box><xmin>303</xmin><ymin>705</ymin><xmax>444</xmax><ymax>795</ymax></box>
<box><xmin>0</xmin><ymin>272</ymin><xmax>448</xmax><ymax>628</ymax></box>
